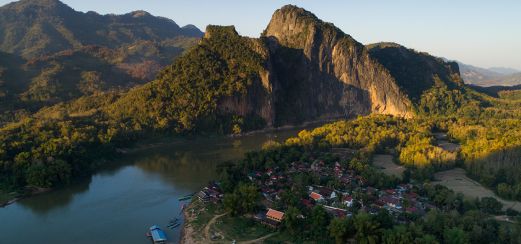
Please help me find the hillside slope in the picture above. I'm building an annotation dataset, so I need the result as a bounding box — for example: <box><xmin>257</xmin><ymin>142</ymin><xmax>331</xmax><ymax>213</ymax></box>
<box><xmin>0</xmin><ymin>0</ymin><xmax>202</xmax><ymax>58</ymax></box>
<box><xmin>0</xmin><ymin>0</ymin><xmax>202</xmax><ymax>119</ymax></box>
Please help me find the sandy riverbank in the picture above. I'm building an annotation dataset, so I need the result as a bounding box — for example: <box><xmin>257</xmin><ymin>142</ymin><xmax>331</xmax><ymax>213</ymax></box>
<box><xmin>179</xmin><ymin>201</ymin><xmax>198</xmax><ymax>244</ymax></box>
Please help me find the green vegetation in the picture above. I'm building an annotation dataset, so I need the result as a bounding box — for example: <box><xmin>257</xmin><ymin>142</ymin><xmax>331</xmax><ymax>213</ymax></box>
<box><xmin>215</xmin><ymin>215</ymin><xmax>272</xmax><ymax>241</ymax></box>
<box><xmin>499</xmin><ymin>89</ymin><xmax>521</xmax><ymax>100</ymax></box>
<box><xmin>213</xmin><ymin>118</ymin><xmax>521</xmax><ymax>243</ymax></box>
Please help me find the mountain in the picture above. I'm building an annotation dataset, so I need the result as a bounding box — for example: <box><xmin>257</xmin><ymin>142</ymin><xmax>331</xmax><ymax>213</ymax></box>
<box><xmin>0</xmin><ymin>0</ymin><xmax>202</xmax><ymax>120</ymax></box>
<box><xmin>367</xmin><ymin>42</ymin><xmax>463</xmax><ymax>101</ymax></box>
<box><xmin>457</xmin><ymin>61</ymin><xmax>521</xmax><ymax>86</ymax></box>
<box><xmin>105</xmin><ymin>5</ymin><xmax>469</xmax><ymax>133</ymax></box>
<box><xmin>0</xmin><ymin>0</ymin><xmax>203</xmax><ymax>58</ymax></box>
<box><xmin>488</xmin><ymin>67</ymin><xmax>520</xmax><ymax>75</ymax></box>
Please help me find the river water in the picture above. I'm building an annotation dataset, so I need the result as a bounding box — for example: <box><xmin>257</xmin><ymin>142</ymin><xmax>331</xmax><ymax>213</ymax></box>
<box><xmin>0</xmin><ymin>128</ymin><xmax>303</xmax><ymax>244</ymax></box>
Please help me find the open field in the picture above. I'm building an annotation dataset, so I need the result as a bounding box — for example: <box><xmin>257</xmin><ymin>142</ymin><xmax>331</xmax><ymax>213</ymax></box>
<box><xmin>372</xmin><ymin>154</ymin><xmax>404</xmax><ymax>179</ymax></box>
<box><xmin>434</xmin><ymin>168</ymin><xmax>521</xmax><ymax>211</ymax></box>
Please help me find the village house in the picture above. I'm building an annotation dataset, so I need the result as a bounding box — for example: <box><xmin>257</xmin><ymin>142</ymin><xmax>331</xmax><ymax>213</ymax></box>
<box><xmin>310</xmin><ymin>192</ymin><xmax>324</xmax><ymax>203</ymax></box>
<box><xmin>260</xmin><ymin>208</ymin><xmax>285</xmax><ymax>228</ymax></box>
<box><xmin>196</xmin><ymin>182</ymin><xmax>224</xmax><ymax>203</ymax></box>
<box><xmin>342</xmin><ymin>195</ymin><xmax>354</xmax><ymax>207</ymax></box>
<box><xmin>380</xmin><ymin>195</ymin><xmax>402</xmax><ymax>211</ymax></box>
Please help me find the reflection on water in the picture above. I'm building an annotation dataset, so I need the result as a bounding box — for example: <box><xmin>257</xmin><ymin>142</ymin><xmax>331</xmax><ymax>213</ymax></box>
<box><xmin>16</xmin><ymin>180</ymin><xmax>91</xmax><ymax>216</ymax></box>
<box><xmin>0</xmin><ymin>127</ymin><xmax>307</xmax><ymax>244</ymax></box>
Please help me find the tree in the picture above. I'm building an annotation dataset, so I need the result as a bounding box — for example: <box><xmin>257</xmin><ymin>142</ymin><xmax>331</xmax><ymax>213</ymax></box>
<box><xmin>310</xmin><ymin>206</ymin><xmax>330</xmax><ymax>239</ymax></box>
<box><xmin>443</xmin><ymin>227</ymin><xmax>468</xmax><ymax>244</ymax></box>
<box><xmin>382</xmin><ymin>225</ymin><xmax>413</xmax><ymax>244</ymax></box>
<box><xmin>354</xmin><ymin>212</ymin><xmax>381</xmax><ymax>244</ymax></box>
<box><xmin>283</xmin><ymin>206</ymin><xmax>301</xmax><ymax>234</ymax></box>
<box><xmin>479</xmin><ymin>197</ymin><xmax>502</xmax><ymax>214</ymax></box>
<box><xmin>223</xmin><ymin>192</ymin><xmax>240</xmax><ymax>215</ymax></box>
<box><xmin>328</xmin><ymin>217</ymin><xmax>351</xmax><ymax>244</ymax></box>
<box><xmin>236</xmin><ymin>183</ymin><xmax>259</xmax><ymax>213</ymax></box>
<box><xmin>223</xmin><ymin>183</ymin><xmax>259</xmax><ymax>215</ymax></box>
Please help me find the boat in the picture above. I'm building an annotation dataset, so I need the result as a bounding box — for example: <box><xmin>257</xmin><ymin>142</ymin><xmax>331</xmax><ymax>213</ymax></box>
<box><xmin>168</xmin><ymin>223</ymin><xmax>181</xmax><ymax>229</ymax></box>
<box><xmin>178</xmin><ymin>193</ymin><xmax>195</xmax><ymax>201</ymax></box>
<box><xmin>146</xmin><ymin>225</ymin><xmax>168</xmax><ymax>244</ymax></box>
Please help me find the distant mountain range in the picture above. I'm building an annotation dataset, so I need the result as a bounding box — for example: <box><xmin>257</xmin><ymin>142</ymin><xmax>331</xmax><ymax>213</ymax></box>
<box><xmin>0</xmin><ymin>0</ymin><xmax>202</xmax><ymax>58</ymax></box>
<box><xmin>0</xmin><ymin>0</ymin><xmax>202</xmax><ymax>115</ymax></box>
<box><xmin>456</xmin><ymin>61</ymin><xmax>521</xmax><ymax>87</ymax></box>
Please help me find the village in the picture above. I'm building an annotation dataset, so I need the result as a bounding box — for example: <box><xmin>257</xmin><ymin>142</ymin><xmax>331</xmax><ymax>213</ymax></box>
<box><xmin>192</xmin><ymin>150</ymin><xmax>438</xmax><ymax>233</ymax></box>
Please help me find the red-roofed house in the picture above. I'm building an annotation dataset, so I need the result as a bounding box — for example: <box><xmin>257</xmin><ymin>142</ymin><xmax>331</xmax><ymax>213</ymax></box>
<box><xmin>310</xmin><ymin>192</ymin><xmax>324</xmax><ymax>202</ymax></box>
<box><xmin>266</xmin><ymin>208</ymin><xmax>285</xmax><ymax>222</ymax></box>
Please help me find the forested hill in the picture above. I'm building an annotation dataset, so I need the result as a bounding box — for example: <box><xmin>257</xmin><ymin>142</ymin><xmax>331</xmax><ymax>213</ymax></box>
<box><xmin>0</xmin><ymin>0</ymin><xmax>203</xmax><ymax>58</ymax></box>
<box><xmin>0</xmin><ymin>0</ymin><xmax>202</xmax><ymax>122</ymax></box>
<box><xmin>0</xmin><ymin>5</ymin><xmax>497</xmax><ymax>191</ymax></box>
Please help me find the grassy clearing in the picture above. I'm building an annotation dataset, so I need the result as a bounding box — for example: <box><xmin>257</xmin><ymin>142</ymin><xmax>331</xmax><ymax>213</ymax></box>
<box><xmin>372</xmin><ymin>154</ymin><xmax>404</xmax><ymax>179</ymax></box>
<box><xmin>189</xmin><ymin>201</ymin><xmax>224</xmax><ymax>230</ymax></box>
<box><xmin>213</xmin><ymin>215</ymin><xmax>273</xmax><ymax>241</ymax></box>
<box><xmin>435</xmin><ymin>168</ymin><xmax>521</xmax><ymax>211</ymax></box>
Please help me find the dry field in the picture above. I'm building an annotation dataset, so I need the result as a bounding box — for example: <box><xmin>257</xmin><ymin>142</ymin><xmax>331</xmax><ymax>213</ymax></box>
<box><xmin>372</xmin><ymin>154</ymin><xmax>404</xmax><ymax>179</ymax></box>
<box><xmin>434</xmin><ymin>168</ymin><xmax>521</xmax><ymax>211</ymax></box>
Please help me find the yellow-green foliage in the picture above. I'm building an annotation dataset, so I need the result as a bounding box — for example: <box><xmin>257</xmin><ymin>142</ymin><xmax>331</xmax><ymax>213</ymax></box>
<box><xmin>285</xmin><ymin>115</ymin><xmax>456</xmax><ymax>168</ymax></box>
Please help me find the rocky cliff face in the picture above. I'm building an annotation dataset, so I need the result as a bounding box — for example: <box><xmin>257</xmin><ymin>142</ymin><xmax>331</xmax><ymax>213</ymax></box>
<box><xmin>106</xmin><ymin>5</ymin><xmax>465</xmax><ymax>133</ymax></box>
<box><xmin>263</xmin><ymin>5</ymin><xmax>413</xmax><ymax>122</ymax></box>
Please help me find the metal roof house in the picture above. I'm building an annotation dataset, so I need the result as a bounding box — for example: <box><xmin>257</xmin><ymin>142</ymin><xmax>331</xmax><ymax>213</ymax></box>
<box><xmin>148</xmin><ymin>225</ymin><xmax>168</xmax><ymax>244</ymax></box>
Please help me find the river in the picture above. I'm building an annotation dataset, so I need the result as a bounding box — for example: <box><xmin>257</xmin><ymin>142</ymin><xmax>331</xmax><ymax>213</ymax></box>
<box><xmin>0</xmin><ymin>128</ymin><xmax>304</xmax><ymax>244</ymax></box>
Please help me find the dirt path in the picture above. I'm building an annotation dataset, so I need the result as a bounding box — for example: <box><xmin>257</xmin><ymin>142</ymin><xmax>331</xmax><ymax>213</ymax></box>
<box><xmin>238</xmin><ymin>233</ymin><xmax>277</xmax><ymax>244</ymax></box>
<box><xmin>204</xmin><ymin>212</ymin><xmax>228</xmax><ymax>242</ymax></box>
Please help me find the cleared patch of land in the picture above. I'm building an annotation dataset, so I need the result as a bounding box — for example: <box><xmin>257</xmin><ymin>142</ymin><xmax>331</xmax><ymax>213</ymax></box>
<box><xmin>434</xmin><ymin>168</ymin><xmax>521</xmax><ymax>211</ymax></box>
<box><xmin>437</xmin><ymin>140</ymin><xmax>461</xmax><ymax>152</ymax></box>
<box><xmin>372</xmin><ymin>154</ymin><xmax>404</xmax><ymax>179</ymax></box>
<box><xmin>181</xmin><ymin>200</ymin><xmax>274</xmax><ymax>244</ymax></box>
<box><xmin>433</xmin><ymin>132</ymin><xmax>461</xmax><ymax>152</ymax></box>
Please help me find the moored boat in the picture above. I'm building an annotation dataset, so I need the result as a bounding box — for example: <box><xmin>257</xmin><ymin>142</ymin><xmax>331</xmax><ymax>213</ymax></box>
<box><xmin>178</xmin><ymin>193</ymin><xmax>195</xmax><ymax>201</ymax></box>
<box><xmin>146</xmin><ymin>225</ymin><xmax>168</xmax><ymax>244</ymax></box>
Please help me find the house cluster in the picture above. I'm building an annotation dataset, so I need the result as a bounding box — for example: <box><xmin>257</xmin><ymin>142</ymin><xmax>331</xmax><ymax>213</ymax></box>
<box><xmin>244</xmin><ymin>158</ymin><xmax>438</xmax><ymax>228</ymax></box>
<box><xmin>196</xmin><ymin>182</ymin><xmax>224</xmax><ymax>203</ymax></box>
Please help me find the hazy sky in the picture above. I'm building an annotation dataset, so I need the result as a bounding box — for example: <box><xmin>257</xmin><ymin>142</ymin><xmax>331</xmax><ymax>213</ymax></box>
<box><xmin>2</xmin><ymin>0</ymin><xmax>520</xmax><ymax>69</ymax></box>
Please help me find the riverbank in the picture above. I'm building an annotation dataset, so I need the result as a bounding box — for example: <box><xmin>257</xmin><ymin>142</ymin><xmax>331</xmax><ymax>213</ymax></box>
<box><xmin>0</xmin><ymin>187</ymin><xmax>50</xmax><ymax>208</ymax></box>
<box><xmin>228</xmin><ymin>117</ymin><xmax>345</xmax><ymax>138</ymax></box>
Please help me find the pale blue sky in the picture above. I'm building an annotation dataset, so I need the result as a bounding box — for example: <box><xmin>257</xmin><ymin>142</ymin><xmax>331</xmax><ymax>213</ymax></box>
<box><xmin>2</xmin><ymin>0</ymin><xmax>520</xmax><ymax>69</ymax></box>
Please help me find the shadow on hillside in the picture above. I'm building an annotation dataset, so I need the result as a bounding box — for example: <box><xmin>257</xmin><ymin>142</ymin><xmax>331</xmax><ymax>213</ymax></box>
<box><xmin>266</xmin><ymin>38</ymin><xmax>371</xmax><ymax>126</ymax></box>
